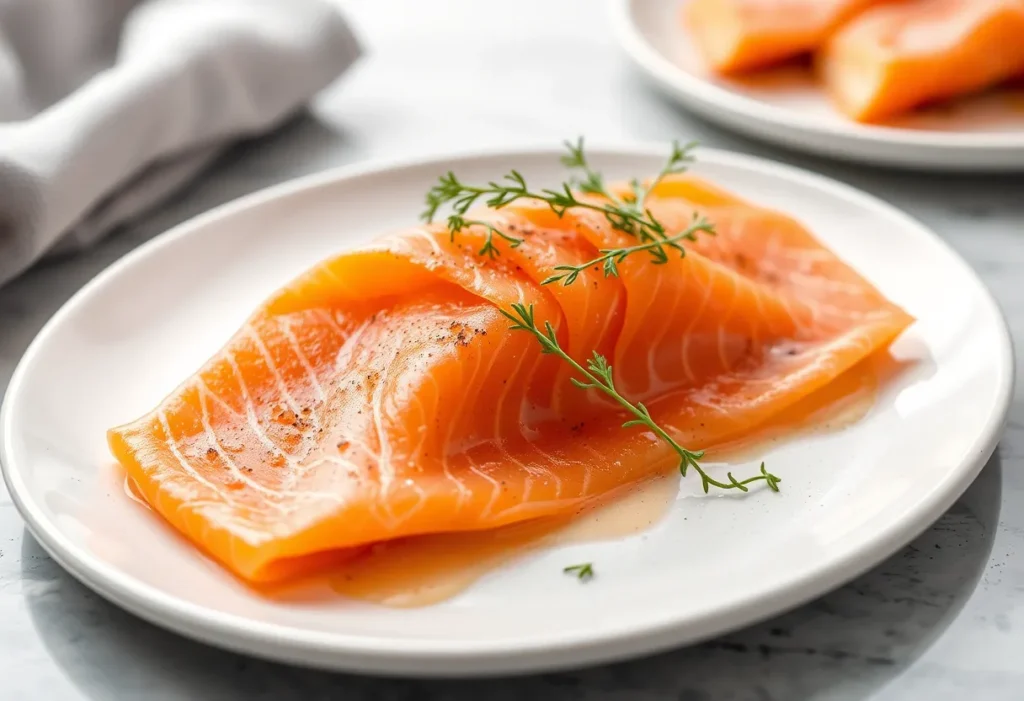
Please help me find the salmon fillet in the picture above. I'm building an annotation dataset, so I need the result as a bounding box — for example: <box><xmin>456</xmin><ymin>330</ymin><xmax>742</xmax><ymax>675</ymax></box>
<box><xmin>107</xmin><ymin>174</ymin><xmax>913</xmax><ymax>584</ymax></box>
<box><xmin>818</xmin><ymin>0</ymin><xmax>1024</xmax><ymax>122</ymax></box>
<box><xmin>685</xmin><ymin>0</ymin><xmax>887</xmax><ymax>74</ymax></box>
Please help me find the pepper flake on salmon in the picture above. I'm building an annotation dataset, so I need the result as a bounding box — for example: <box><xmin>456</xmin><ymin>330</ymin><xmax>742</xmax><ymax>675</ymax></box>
<box><xmin>108</xmin><ymin>141</ymin><xmax>913</xmax><ymax>585</ymax></box>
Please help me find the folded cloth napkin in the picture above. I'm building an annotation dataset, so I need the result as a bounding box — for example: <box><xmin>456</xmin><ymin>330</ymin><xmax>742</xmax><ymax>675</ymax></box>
<box><xmin>0</xmin><ymin>0</ymin><xmax>361</xmax><ymax>287</ymax></box>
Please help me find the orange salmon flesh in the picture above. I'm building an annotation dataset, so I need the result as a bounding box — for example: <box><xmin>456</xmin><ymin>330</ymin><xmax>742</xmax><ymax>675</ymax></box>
<box><xmin>107</xmin><ymin>175</ymin><xmax>914</xmax><ymax>584</ymax></box>
<box><xmin>819</xmin><ymin>0</ymin><xmax>1024</xmax><ymax>123</ymax></box>
<box><xmin>685</xmin><ymin>0</ymin><xmax>888</xmax><ymax>74</ymax></box>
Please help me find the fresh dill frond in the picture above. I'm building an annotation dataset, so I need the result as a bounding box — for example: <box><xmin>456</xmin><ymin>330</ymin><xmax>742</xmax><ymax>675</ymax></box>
<box><xmin>421</xmin><ymin>138</ymin><xmax>712</xmax><ymax>272</ymax></box>
<box><xmin>561</xmin><ymin>137</ymin><xmax>613</xmax><ymax>199</ymax></box>
<box><xmin>422</xmin><ymin>141</ymin><xmax>778</xmax><ymax>493</ymax></box>
<box><xmin>447</xmin><ymin>215</ymin><xmax>523</xmax><ymax>259</ymax></box>
<box><xmin>563</xmin><ymin>563</ymin><xmax>595</xmax><ymax>581</ymax></box>
<box><xmin>543</xmin><ymin>213</ymin><xmax>715</xmax><ymax>286</ymax></box>
<box><xmin>650</xmin><ymin>140</ymin><xmax>699</xmax><ymax>193</ymax></box>
<box><xmin>500</xmin><ymin>303</ymin><xmax>782</xmax><ymax>495</ymax></box>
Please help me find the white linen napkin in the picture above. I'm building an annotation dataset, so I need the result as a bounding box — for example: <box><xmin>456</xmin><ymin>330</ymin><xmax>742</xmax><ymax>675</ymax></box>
<box><xmin>0</xmin><ymin>0</ymin><xmax>361</xmax><ymax>287</ymax></box>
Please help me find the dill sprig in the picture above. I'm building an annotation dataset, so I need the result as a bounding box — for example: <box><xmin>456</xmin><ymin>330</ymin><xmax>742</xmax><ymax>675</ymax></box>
<box><xmin>560</xmin><ymin>137</ymin><xmax>699</xmax><ymax>249</ymax></box>
<box><xmin>543</xmin><ymin>212</ymin><xmax>715</xmax><ymax>286</ymax></box>
<box><xmin>421</xmin><ymin>138</ymin><xmax>710</xmax><ymax>272</ymax></box>
<box><xmin>422</xmin><ymin>141</ymin><xmax>779</xmax><ymax>497</ymax></box>
<box><xmin>447</xmin><ymin>215</ymin><xmax>522</xmax><ymax>259</ymax></box>
<box><xmin>563</xmin><ymin>563</ymin><xmax>595</xmax><ymax>581</ymax></box>
<box><xmin>501</xmin><ymin>303</ymin><xmax>782</xmax><ymax>495</ymax></box>
<box><xmin>423</xmin><ymin>168</ymin><xmax>619</xmax><ymax>223</ymax></box>
<box><xmin>561</xmin><ymin>137</ymin><xmax>696</xmax><ymax>212</ymax></box>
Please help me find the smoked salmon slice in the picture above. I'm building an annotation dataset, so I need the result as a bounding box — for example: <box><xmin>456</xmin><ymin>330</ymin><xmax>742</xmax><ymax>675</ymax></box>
<box><xmin>107</xmin><ymin>173</ymin><xmax>913</xmax><ymax>584</ymax></box>
<box><xmin>685</xmin><ymin>0</ymin><xmax>887</xmax><ymax>74</ymax></box>
<box><xmin>818</xmin><ymin>0</ymin><xmax>1024</xmax><ymax>122</ymax></box>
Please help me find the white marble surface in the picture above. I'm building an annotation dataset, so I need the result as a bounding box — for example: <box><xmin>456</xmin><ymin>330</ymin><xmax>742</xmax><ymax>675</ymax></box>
<box><xmin>1</xmin><ymin>1</ymin><xmax>1023</xmax><ymax>699</ymax></box>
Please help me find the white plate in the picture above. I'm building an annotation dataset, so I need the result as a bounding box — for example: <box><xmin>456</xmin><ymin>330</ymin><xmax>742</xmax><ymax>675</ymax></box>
<box><xmin>0</xmin><ymin>145</ymin><xmax>1013</xmax><ymax>677</ymax></box>
<box><xmin>609</xmin><ymin>0</ymin><xmax>1024</xmax><ymax>171</ymax></box>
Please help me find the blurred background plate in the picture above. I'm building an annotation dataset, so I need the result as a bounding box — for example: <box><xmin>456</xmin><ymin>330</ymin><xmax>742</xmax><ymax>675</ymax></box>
<box><xmin>609</xmin><ymin>0</ymin><xmax>1024</xmax><ymax>171</ymax></box>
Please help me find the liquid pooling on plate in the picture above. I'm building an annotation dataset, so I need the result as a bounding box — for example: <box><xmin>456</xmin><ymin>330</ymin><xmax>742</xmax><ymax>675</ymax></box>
<box><xmin>104</xmin><ymin>140</ymin><xmax>918</xmax><ymax>612</ymax></box>
<box><xmin>328</xmin><ymin>470</ymin><xmax>681</xmax><ymax>608</ymax></box>
<box><xmin>117</xmin><ymin>350</ymin><xmax>893</xmax><ymax>608</ymax></box>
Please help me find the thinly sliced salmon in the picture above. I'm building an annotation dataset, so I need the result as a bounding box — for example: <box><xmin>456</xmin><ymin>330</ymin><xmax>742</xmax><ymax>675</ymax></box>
<box><xmin>818</xmin><ymin>0</ymin><xmax>1024</xmax><ymax>122</ymax></box>
<box><xmin>685</xmin><ymin>0</ymin><xmax>887</xmax><ymax>74</ymax></box>
<box><xmin>107</xmin><ymin>174</ymin><xmax>913</xmax><ymax>584</ymax></box>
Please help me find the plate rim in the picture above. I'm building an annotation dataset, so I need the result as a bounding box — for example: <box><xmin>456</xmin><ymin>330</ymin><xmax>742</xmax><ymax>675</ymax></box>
<box><xmin>0</xmin><ymin>143</ymin><xmax>1015</xmax><ymax>676</ymax></box>
<box><xmin>608</xmin><ymin>0</ymin><xmax>1024</xmax><ymax>168</ymax></box>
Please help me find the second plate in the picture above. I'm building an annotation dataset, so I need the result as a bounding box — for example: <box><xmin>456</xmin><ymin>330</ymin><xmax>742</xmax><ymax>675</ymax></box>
<box><xmin>609</xmin><ymin>0</ymin><xmax>1024</xmax><ymax>171</ymax></box>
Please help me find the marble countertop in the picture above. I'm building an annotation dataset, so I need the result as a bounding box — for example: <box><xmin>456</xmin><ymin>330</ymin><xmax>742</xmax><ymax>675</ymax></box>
<box><xmin>2</xmin><ymin>1</ymin><xmax>1023</xmax><ymax>699</ymax></box>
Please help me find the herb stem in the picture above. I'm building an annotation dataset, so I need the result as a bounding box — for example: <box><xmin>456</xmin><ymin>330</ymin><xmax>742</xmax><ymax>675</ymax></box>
<box><xmin>543</xmin><ymin>214</ymin><xmax>715</xmax><ymax>286</ymax></box>
<box><xmin>447</xmin><ymin>215</ymin><xmax>522</xmax><ymax>259</ymax></box>
<box><xmin>424</xmin><ymin>139</ymin><xmax>713</xmax><ymax>285</ymax></box>
<box><xmin>641</xmin><ymin>140</ymin><xmax>699</xmax><ymax>210</ymax></box>
<box><xmin>501</xmin><ymin>303</ymin><xmax>781</xmax><ymax>495</ymax></box>
<box><xmin>563</xmin><ymin>563</ymin><xmax>594</xmax><ymax>581</ymax></box>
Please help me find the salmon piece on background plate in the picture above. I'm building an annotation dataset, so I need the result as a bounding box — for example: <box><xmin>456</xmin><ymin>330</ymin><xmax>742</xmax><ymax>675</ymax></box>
<box><xmin>685</xmin><ymin>0</ymin><xmax>888</xmax><ymax>74</ymax></box>
<box><xmin>819</xmin><ymin>0</ymin><xmax>1024</xmax><ymax>122</ymax></box>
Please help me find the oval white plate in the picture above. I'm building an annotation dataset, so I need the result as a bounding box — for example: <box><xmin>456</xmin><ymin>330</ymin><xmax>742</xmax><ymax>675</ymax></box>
<box><xmin>0</xmin><ymin>145</ymin><xmax>1013</xmax><ymax>677</ymax></box>
<box><xmin>610</xmin><ymin>0</ymin><xmax>1024</xmax><ymax>171</ymax></box>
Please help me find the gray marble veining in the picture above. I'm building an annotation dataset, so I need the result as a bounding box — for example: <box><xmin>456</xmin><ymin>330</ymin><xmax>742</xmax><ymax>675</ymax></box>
<box><xmin>2</xmin><ymin>1</ymin><xmax>1023</xmax><ymax>699</ymax></box>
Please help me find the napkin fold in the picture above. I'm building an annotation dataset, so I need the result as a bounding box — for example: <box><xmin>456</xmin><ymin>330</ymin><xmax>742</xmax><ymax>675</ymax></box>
<box><xmin>0</xmin><ymin>0</ymin><xmax>361</xmax><ymax>287</ymax></box>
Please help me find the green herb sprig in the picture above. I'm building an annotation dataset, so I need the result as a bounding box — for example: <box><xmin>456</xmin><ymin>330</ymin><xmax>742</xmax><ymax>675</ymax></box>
<box><xmin>563</xmin><ymin>563</ymin><xmax>595</xmax><ymax>581</ymax></box>
<box><xmin>446</xmin><ymin>215</ymin><xmax>522</xmax><ymax>259</ymax></box>
<box><xmin>420</xmin><ymin>140</ymin><xmax>779</xmax><ymax>500</ymax></box>
<box><xmin>501</xmin><ymin>303</ymin><xmax>782</xmax><ymax>495</ymax></box>
<box><xmin>421</xmin><ymin>139</ymin><xmax>710</xmax><ymax>277</ymax></box>
<box><xmin>543</xmin><ymin>212</ymin><xmax>714</xmax><ymax>286</ymax></box>
<box><xmin>560</xmin><ymin>137</ymin><xmax>696</xmax><ymax>216</ymax></box>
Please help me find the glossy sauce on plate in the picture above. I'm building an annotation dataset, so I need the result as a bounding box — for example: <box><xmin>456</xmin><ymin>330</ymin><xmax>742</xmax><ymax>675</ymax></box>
<box><xmin>121</xmin><ymin>352</ymin><xmax>885</xmax><ymax>607</ymax></box>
